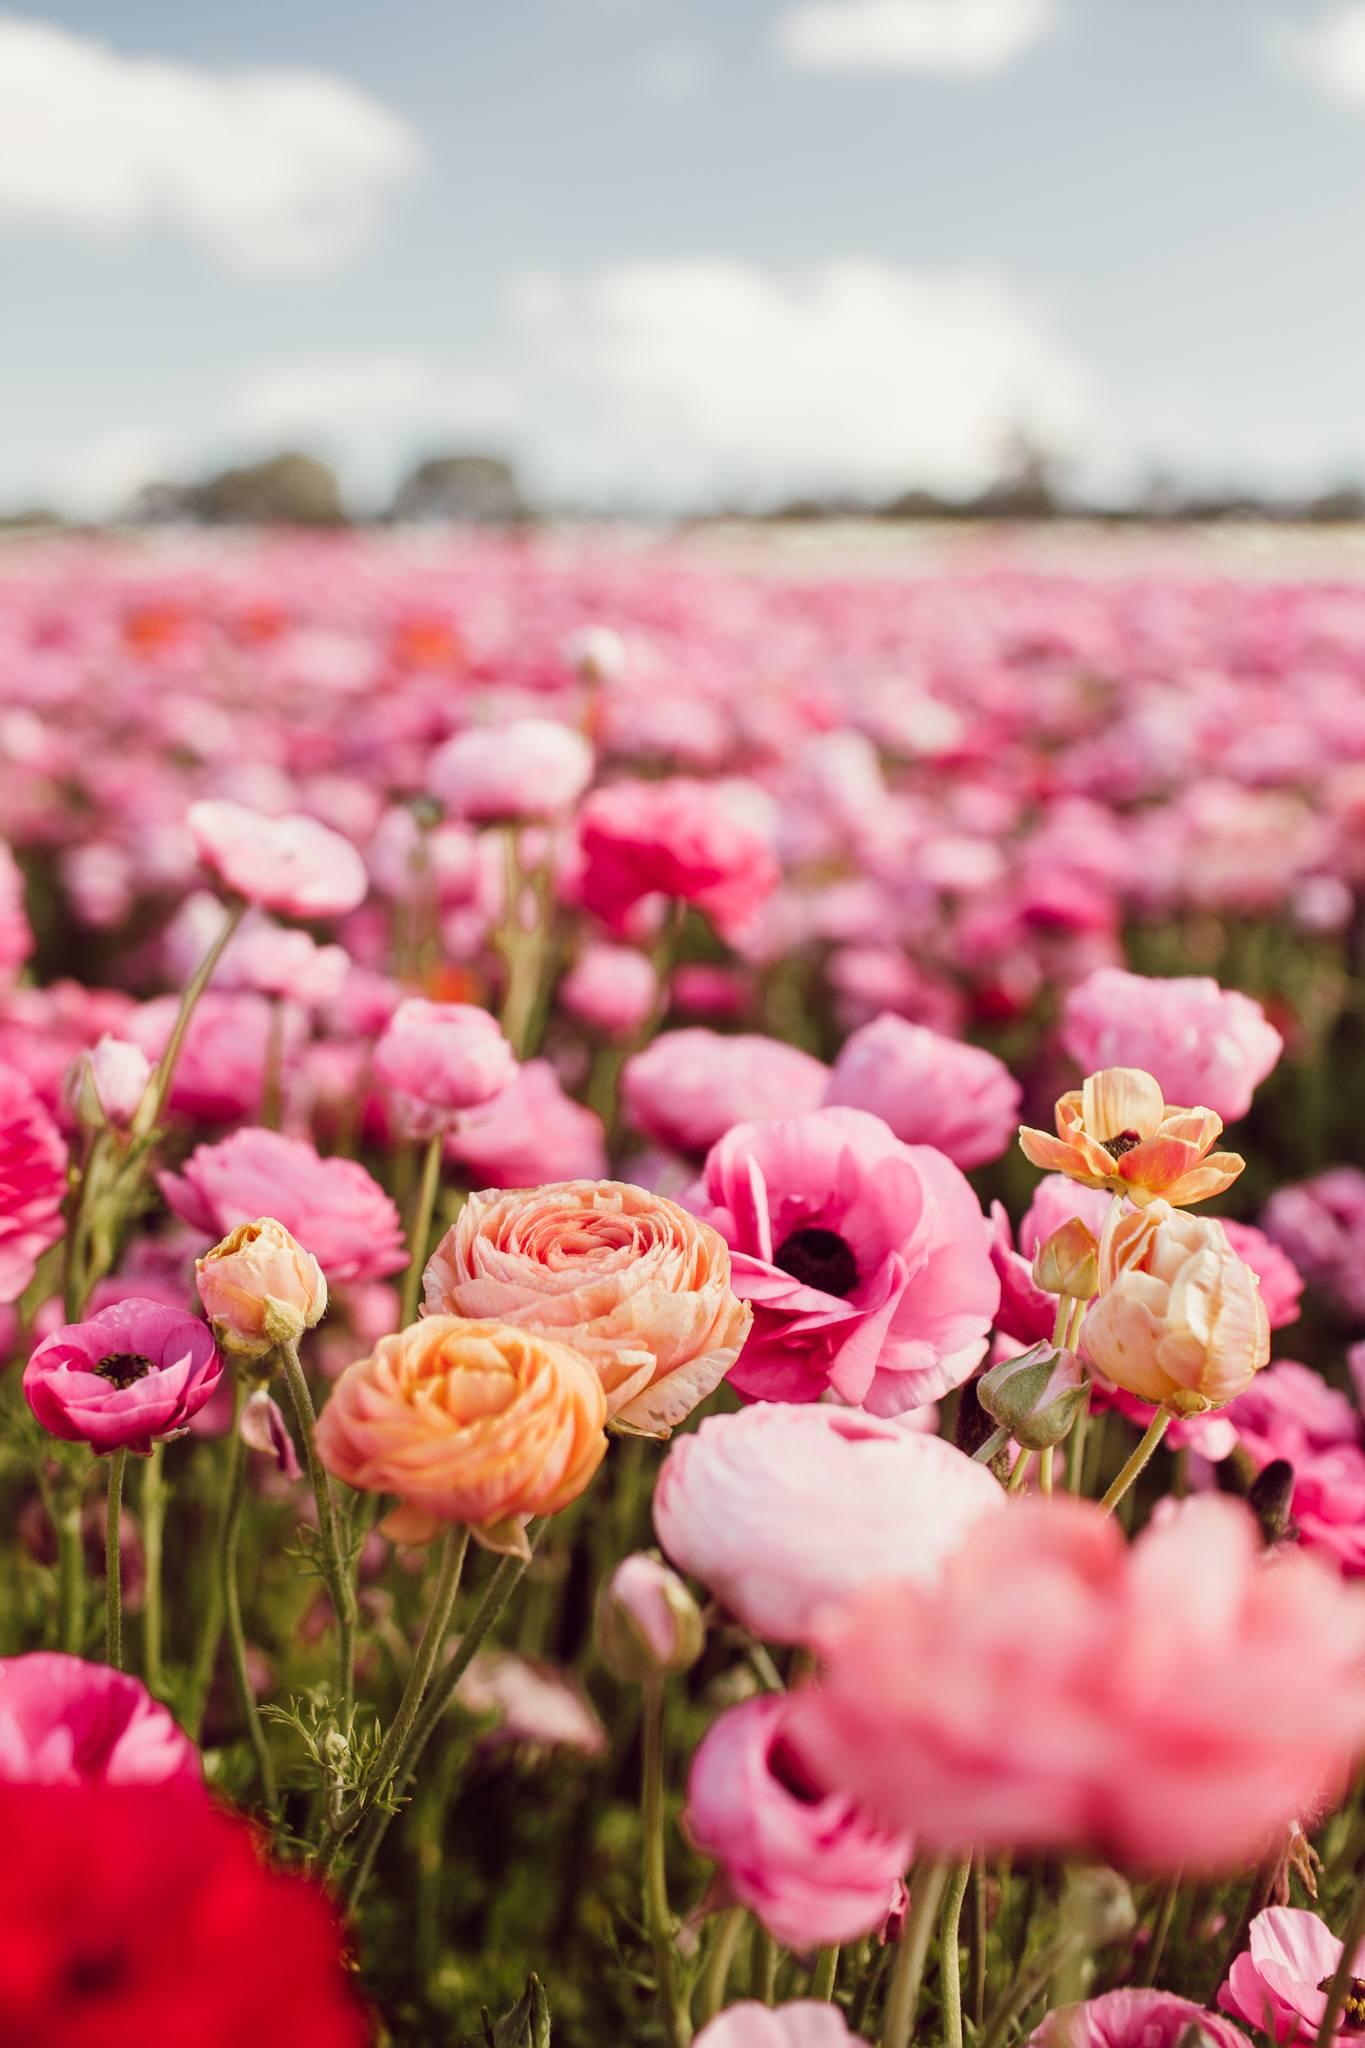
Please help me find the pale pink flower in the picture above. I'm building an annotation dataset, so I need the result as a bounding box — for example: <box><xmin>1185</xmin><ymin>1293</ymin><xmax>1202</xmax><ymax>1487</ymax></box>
<box><xmin>654</xmin><ymin>1403</ymin><xmax>1002</xmax><ymax>1645</ymax></box>
<box><xmin>685</xmin><ymin>1693</ymin><xmax>910</xmax><ymax>1950</ymax></box>
<box><xmin>1219</xmin><ymin>1905</ymin><xmax>1365</xmax><ymax>2044</ymax></box>
<box><xmin>823</xmin><ymin>1015</ymin><xmax>1021</xmax><ymax>1170</ymax></box>
<box><xmin>429</xmin><ymin>717</ymin><xmax>593</xmax><ymax>821</ymax></box>
<box><xmin>623</xmin><ymin>1030</ymin><xmax>829</xmax><ymax>1158</ymax></box>
<box><xmin>1062</xmin><ymin>968</ymin><xmax>1283</xmax><ymax>1124</ymax></box>
<box><xmin>373</xmin><ymin>999</ymin><xmax>516</xmax><ymax>1115</ymax></box>
<box><xmin>698</xmin><ymin>1107</ymin><xmax>998</xmax><ymax>1416</ymax></box>
<box><xmin>456</xmin><ymin>1649</ymin><xmax>606</xmax><ymax>1756</ymax></box>
<box><xmin>0</xmin><ymin>1066</ymin><xmax>68</xmax><ymax>1304</ymax></box>
<box><xmin>694</xmin><ymin>2005</ymin><xmax>859</xmax><ymax>2048</ymax></box>
<box><xmin>577</xmin><ymin>777</ymin><xmax>779</xmax><ymax>938</ymax></box>
<box><xmin>1263</xmin><ymin>1171</ymin><xmax>1365</xmax><ymax>1321</ymax></box>
<box><xmin>187</xmin><ymin>799</ymin><xmax>368</xmax><ymax>918</ymax></box>
<box><xmin>1032</xmin><ymin>1989</ymin><xmax>1247</xmax><ymax>2048</ymax></box>
<box><xmin>160</xmin><ymin>1127</ymin><xmax>406</xmax><ymax>1285</ymax></box>
<box><xmin>794</xmin><ymin>1495</ymin><xmax>1365</xmax><ymax>1871</ymax></box>
<box><xmin>559</xmin><ymin>944</ymin><xmax>659</xmax><ymax>1039</ymax></box>
<box><xmin>444</xmin><ymin>1060</ymin><xmax>607</xmax><ymax>1186</ymax></box>
<box><xmin>0</xmin><ymin>1653</ymin><xmax>200</xmax><ymax>1785</ymax></box>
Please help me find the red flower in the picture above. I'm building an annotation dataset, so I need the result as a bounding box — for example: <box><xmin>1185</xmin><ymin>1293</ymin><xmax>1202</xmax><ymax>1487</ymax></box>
<box><xmin>0</xmin><ymin>1781</ymin><xmax>370</xmax><ymax>2047</ymax></box>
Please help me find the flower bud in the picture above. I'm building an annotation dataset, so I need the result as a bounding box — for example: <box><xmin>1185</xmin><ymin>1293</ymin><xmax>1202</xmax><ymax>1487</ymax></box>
<box><xmin>239</xmin><ymin>1388</ymin><xmax>302</xmax><ymax>1478</ymax></box>
<box><xmin>1247</xmin><ymin>1457</ymin><xmax>1297</xmax><ymax>1547</ymax></box>
<box><xmin>1060</xmin><ymin>1866</ymin><xmax>1136</xmax><ymax>1949</ymax></box>
<box><xmin>1031</xmin><ymin>1217</ymin><xmax>1099</xmax><ymax>1300</ymax></box>
<box><xmin>595</xmin><ymin>1553</ymin><xmax>704</xmax><ymax>1682</ymax></box>
<box><xmin>68</xmin><ymin>1035</ymin><xmax>153</xmax><ymax>1133</ymax></box>
<box><xmin>976</xmin><ymin>1343</ymin><xmax>1089</xmax><ymax>1450</ymax></box>
<box><xmin>196</xmin><ymin>1217</ymin><xmax>327</xmax><ymax>1358</ymax></box>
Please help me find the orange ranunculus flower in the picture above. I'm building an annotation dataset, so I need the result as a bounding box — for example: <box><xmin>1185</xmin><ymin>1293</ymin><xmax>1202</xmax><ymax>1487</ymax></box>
<box><xmin>1081</xmin><ymin>1201</ymin><xmax>1270</xmax><ymax>1414</ymax></box>
<box><xmin>1018</xmin><ymin>1067</ymin><xmax>1244</xmax><ymax>1208</ymax></box>
<box><xmin>422</xmin><ymin>1180</ymin><xmax>752</xmax><ymax>1436</ymax></box>
<box><xmin>314</xmin><ymin>1318</ymin><xmax>608</xmax><ymax>1554</ymax></box>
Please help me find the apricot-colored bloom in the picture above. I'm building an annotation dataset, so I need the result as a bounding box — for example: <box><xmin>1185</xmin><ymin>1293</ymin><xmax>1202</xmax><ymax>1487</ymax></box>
<box><xmin>315</xmin><ymin>1317</ymin><xmax>608</xmax><ymax>1554</ymax></box>
<box><xmin>1082</xmin><ymin>1201</ymin><xmax>1270</xmax><ymax>1415</ymax></box>
<box><xmin>422</xmin><ymin>1180</ymin><xmax>751</xmax><ymax>1435</ymax></box>
<box><xmin>1019</xmin><ymin>1067</ymin><xmax>1244</xmax><ymax>1208</ymax></box>
<box><xmin>195</xmin><ymin>1218</ymin><xmax>327</xmax><ymax>1358</ymax></box>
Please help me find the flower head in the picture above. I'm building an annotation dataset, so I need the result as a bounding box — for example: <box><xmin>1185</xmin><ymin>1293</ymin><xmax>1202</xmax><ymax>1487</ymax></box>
<box><xmin>1019</xmin><ymin>1067</ymin><xmax>1244</xmax><ymax>1208</ymax></box>
<box><xmin>188</xmin><ymin>799</ymin><xmax>368</xmax><ymax>919</ymax></box>
<box><xmin>0</xmin><ymin>1654</ymin><xmax>199</xmax><ymax>1786</ymax></box>
<box><xmin>1062</xmin><ymin>968</ymin><xmax>1284</xmax><ymax>1125</ymax></box>
<box><xmin>596</xmin><ymin>1553</ymin><xmax>704</xmax><ymax>1681</ymax></box>
<box><xmin>1031</xmin><ymin>1989</ymin><xmax>1248</xmax><ymax>2048</ymax></box>
<box><xmin>1219</xmin><ymin>1905</ymin><xmax>1365</xmax><ymax>2047</ymax></box>
<box><xmin>576</xmin><ymin>777</ymin><xmax>778</xmax><ymax>939</ymax></box>
<box><xmin>429</xmin><ymin>717</ymin><xmax>593</xmax><ymax>822</ymax></box>
<box><xmin>195</xmin><ymin>1218</ymin><xmax>328</xmax><ymax>1358</ymax></box>
<box><xmin>373</xmin><ymin>998</ymin><xmax>516</xmax><ymax>1117</ymax></box>
<box><xmin>24</xmin><ymin>1299</ymin><xmax>223</xmax><ymax>1455</ymax></box>
<box><xmin>823</xmin><ymin>1013</ymin><xmax>1021</xmax><ymax>1170</ymax></box>
<box><xmin>0</xmin><ymin>1065</ymin><xmax>67</xmax><ymax>1305</ymax></box>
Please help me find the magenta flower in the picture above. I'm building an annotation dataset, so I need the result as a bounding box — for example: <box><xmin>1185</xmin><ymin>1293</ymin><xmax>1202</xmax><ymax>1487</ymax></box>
<box><xmin>1220</xmin><ymin>1905</ymin><xmax>1365</xmax><ymax>2044</ymax></box>
<box><xmin>823</xmin><ymin>1014</ymin><xmax>1022</xmax><ymax>1170</ymax></box>
<box><xmin>1031</xmin><ymin>1990</ymin><xmax>1247</xmax><ymax>2048</ymax></box>
<box><xmin>576</xmin><ymin>777</ymin><xmax>779</xmax><ymax>939</ymax></box>
<box><xmin>373</xmin><ymin>998</ymin><xmax>516</xmax><ymax>1115</ymax></box>
<box><xmin>160</xmin><ymin>1126</ymin><xmax>406</xmax><ymax>1286</ymax></box>
<box><xmin>0</xmin><ymin>1064</ymin><xmax>68</xmax><ymax>1305</ymax></box>
<box><xmin>0</xmin><ymin>1653</ymin><xmax>200</xmax><ymax>1785</ymax></box>
<box><xmin>24</xmin><ymin>1298</ymin><xmax>223</xmax><ymax>1454</ymax></box>
<box><xmin>187</xmin><ymin>799</ymin><xmax>368</xmax><ymax>919</ymax></box>
<box><xmin>697</xmin><ymin>1107</ymin><xmax>998</xmax><ymax>1415</ymax></box>
<box><xmin>684</xmin><ymin>1692</ymin><xmax>909</xmax><ymax>1951</ymax></box>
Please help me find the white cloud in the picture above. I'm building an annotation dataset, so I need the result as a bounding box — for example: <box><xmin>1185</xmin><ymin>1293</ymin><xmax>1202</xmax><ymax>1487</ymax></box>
<box><xmin>0</xmin><ymin>12</ymin><xmax>421</xmax><ymax>272</ymax></box>
<box><xmin>775</xmin><ymin>0</ymin><xmax>1061</xmax><ymax>76</ymax></box>
<box><xmin>637</xmin><ymin>38</ymin><xmax>712</xmax><ymax>99</ymax></box>
<box><xmin>1272</xmin><ymin>4</ymin><xmax>1365</xmax><ymax>106</ymax></box>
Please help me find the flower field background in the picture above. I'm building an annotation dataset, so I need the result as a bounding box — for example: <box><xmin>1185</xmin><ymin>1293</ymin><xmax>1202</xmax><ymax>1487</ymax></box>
<box><xmin>3</xmin><ymin>527</ymin><xmax>1365</xmax><ymax>2046</ymax></box>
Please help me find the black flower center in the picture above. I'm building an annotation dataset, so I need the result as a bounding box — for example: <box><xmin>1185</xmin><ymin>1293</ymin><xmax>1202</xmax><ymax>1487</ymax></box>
<box><xmin>1319</xmin><ymin>1980</ymin><xmax>1365</xmax><ymax>2031</ymax></box>
<box><xmin>1101</xmin><ymin>1129</ymin><xmax>1142</xmax><ymax>1160</ymax></box>
<box><xmin>64</xmin><ymin>1947</ymin><xmax>128</xmax><ymax>1997</ymax></box>
<box><xmin>773</xmin><ymin>1226</ymin><xmax>860</xmax><ymax>1299</ymax></box>
<box><xmin>94</xmin><ymin>1352</ymin><xmax>154</xmax><ymax>1390</ymax></box>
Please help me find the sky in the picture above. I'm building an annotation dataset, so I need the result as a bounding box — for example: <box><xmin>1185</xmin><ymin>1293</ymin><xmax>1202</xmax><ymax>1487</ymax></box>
<box><xmin>5</xmin><ymin>0</ymin><xmax>1365</xmax><ymax>513</ymax></box>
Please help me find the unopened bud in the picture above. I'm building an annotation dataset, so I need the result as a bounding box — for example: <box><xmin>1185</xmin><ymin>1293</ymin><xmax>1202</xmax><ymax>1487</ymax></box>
<box><xmin>1060</xmin><ymin>1866</ymin><xmax>1136</xmax><ymax>1949</ymax></box>
<box><xmin>1032</xmin><ymin>1217</ymin><xmax>1100</xmax><ymax>1300</ymax></box>
<box><xmin>196</xmin><ymin>1217</ymin><xmax>327</xmax><ymax>1359</ymax></box>
<box><xmin>977</xmin><ymin>1343</ymin><xmax>1089</xmax><ymax>1450</ymax></box>
<box><xmin>595</xmin><ymin>1553</ymin><xmax>704</xmax><ymax>1682</ymax></box>
<box><xmin>1248</xmin><ymin>1457</ymin><xmax>1297</xmax><ymax>1547</ymax></box>
<box><xmin>68</xmin><ymin>1035</ymin><xmax>153</xmax><ymax>1133</ymax></box>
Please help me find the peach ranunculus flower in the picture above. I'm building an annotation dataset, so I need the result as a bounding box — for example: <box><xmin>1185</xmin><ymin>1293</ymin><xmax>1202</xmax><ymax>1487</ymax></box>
<box><xmin>1081</xmin><ymin>1201</ymin><xmax>1270</xmax><ymax>1415</ymax></box>
<box><xmin>1018</xmin><ymin>1067</ymin><xmax>1244</xmax><ymax>1208</ymax></box>
<box><xmin>422</xmin><ymin>1181</ymin><xmax>752</xmax><ymax>1436</ymax></box>
<box><xmin>314</xmin><ymin>1318</ymin><xmax>608</xmax><ymax>1554</ymax></box>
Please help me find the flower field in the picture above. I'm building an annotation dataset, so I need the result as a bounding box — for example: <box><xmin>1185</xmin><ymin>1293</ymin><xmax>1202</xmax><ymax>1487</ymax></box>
<box><xmin>3</xmin><ymin>529</ymin><xmax>1365</xmax><ymax>2047</ymax></box>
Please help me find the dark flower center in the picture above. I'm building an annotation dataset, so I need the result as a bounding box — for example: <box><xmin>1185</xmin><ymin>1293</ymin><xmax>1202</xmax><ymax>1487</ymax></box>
<box><xmin>773</xmin><ymin>1226</ymin><xmax>860</xmax><ymax>1299</ymax></box>
<box><xmin>94</xmin><ymin>1352</ymin><xmax>154</xmax><ymax>1390</ymax></box>
<box><xmin>64</xmin><ymin>1947</ymin><xmax>128</xmax><ymax>1997</ymax></box>
<box><xmin>1101</xmin><ymin>1129</ymin><xmax>1142</xmax><ymax>1160</ymax></box>
<box><xmin>1319</xmin><ymin>1980</ymin><xmax>1365</xmax><ymax>2031</ymax></box>
<box><xmin>768</xmin><ymin>1733</ymin><xmax>823</xmax><ymax>1805</ymax></box>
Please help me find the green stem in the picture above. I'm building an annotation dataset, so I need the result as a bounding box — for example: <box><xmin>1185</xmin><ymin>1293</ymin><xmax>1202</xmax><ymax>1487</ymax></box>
<box><xmin>1139</xmin><ymin>1874</ymin><xmax>1182</xmax><ymax>1989</ymax></box>
<box><xmin>978</xmin><ymin>1933</ymin><xmax>1083</xmax><ymax>2048</ymax></box>
<box><xmin>811</xmin><ymin>1946</ymin><xmax>840</xmax><ymax>2002</ymax></box>
<box><xmin>643</xmin><ymin>1677</ymin><xmax>690</xmax><ymax>2048</ymax></box>
<box><xmin>141</xmin><ymin>1443</ymin><xmax>166</xmax><ymax>1693</ymax></box>
<box><xmin>104</xmin><ymin>1449</ymin><xmax>126</xmax><ymax>1670</ymax></box>
<box><xmin>941</xmin><ymin>1859</ymin><xmax>972</xmax><ymax>2048</ymax></box>
<box><xmin>220</xmin><ymin>1419</ymin><xmax>278</xmax><ymax>1813</ymax></box>
<box><xmin>1315</xmin><ymin>1881</ymin><xmax>1365</xmax><ymax>2048</ymax></box>
<box><xmin>971</xmin><ymin>1425</ymin><xmax>1010</xmax><ymax>1465</ymax></box>
<box><xmin>399</xmin><ymin>1127</ymin><xmax>444</xmax><ymax>1329</ymax></box>
<box><xmin>882</xmin><ymin>1863</ymin><xmax>949</xmax><ymax>2048</ymax></box>
<box><xmin>277</xmin><ymin>1340</ymin><xmax>358</xmax><ymax>1718</ymax></box>
<box><xmin>695</xmin><ymin>1907</ymin><xmax>746</xmax><ymax>2026</ymax></box>
<box><xmin>970</xmin><ymin>1859</ymin><xmax>988</xmax><ymax>2027</ymax></box>
<box><xmin>749</xmin><ymin>1925</ymin><xmax>777</xmax><ymax>2005</ymax></box>
<box><xmin>149</xmin><ymin>898</ymin><xmax>247</xmax><ymax>1126</ymax></box>
<box><xmin>1038</xmin><ymin>1446</ymin><xmax>1054</xmax><ymax>1497</ymax></box>
<box><xmin>1067</xmin><ymin>1394</ymin><xmax>1090</xmax><ymax>1495</ymax></box>
<box><xmin>184</xmin><ymin>1431</ymin><xmax>236</xmax><ymax>1739</ymax></box>
<box><xmin>1099</xmin><ymin>1409</ymin><xmax>1171</xmax><ymax>1514</ymax></box>
<box><xmin>1007</xmin><ymin>1448</ymin><xmax>1032</xmax><ymax>1492</ymax></box>
<box><xmin>57</xmin><ymin>1495</ymin><xmax>84</xmax><ymax>1654</ymax></box>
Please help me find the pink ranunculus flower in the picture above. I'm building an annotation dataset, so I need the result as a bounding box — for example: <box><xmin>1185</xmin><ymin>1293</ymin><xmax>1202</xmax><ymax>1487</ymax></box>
<box><xmin>990</xmin><ymin>1176</ymin><xmax>1114</xmax><ymax>1348</ymax></box>
<box><xmin>1031</xmin><ymin>1989</ymin><xmax>1248</xmax><ymax>2048</ymax></box>
<box><xmin>160</xmin><ymin>1127</ymin><xmax>406</xmax><ymax>1286</ymax></box>
<box><xmin>697</xmin><ymin>1107</ymin><xmax>999</xmax><ymax>1416</ymax></box>
<box><xmin>793</xmin><ymin>1495</ymin><xmax>1365</xmax><ymax>1872</ymax></box>
<box><xmin>654</xmin><ymin>1403</ymin><xmax>1003</xmax><ymax>1645</ymax></box>
<box><xmin>622</xmin><ymin>1030</ymin><xmax>830</xmax><ymax>1158</ymax></box>
<box><xmin>559</xmin><ymin>944</ymin><xmax>659</xmax><ymax>1040</ymax></box>
<box><xmin>422</xmin><ymin>1178</ymin><xmax>750</xmax><ymax>1433</ymax></box>
<box><xmin>684</xmin><ymin>1693</ymin><xmax>910</xmax><ymax>1951</ymax></box>
<box><xmin>1263</xmin><ymin>1170</ymin><xmax>1365</xmax><ymax>1321</ymax></box>
<box><xmin>24</xmin><ymin>1299</ymin><xmax>223</xmax><ymax>1455</ymax></box>
<box><xmin>0</xmin><ymin>1065</ymin><xmax>68</xmax><ymax>1304</ymax></box>
<box><xmin>1225</xmin><ymin>1359</ymin><xmax>1359</xmax><ymax>1472</ymax></box>
<box><xmin>823</xmin><ymin>1014</ymin><xmax>1021</xmax><ymax>1170</ymax></box>
<box><xmin>429</xmin><ymin>717</ymin><xmax>594</xmax><ymax>822</ymax></box>
<box><xmin>444</xmin><ymin>1060</ymin><xmax>608</xmax><ymax>1186</ymax></box>
<box><xmin>576</xmin><ymin>777</ymin><xmax>779</xmax><ymax>939</ymax></box>
<box><xmin>0</xmin><ymin>1653</ymin><xmax>200</xmax><ymax>1786</ymax></box>
<box><xmin>1061</xmin><ymin>968</ymin><xmax>1283</xmax><ymax>1125</ymax></box>
<box><xmin>1219</xmin><ymin>1904</ymin><xmax>1365</xmax><ymax>2044</ymax></box>
<box><xmin>127</xmin><ymin>991</ymin><xmax>303</xmax><ymax>1126</ymax></box>
<box><xmin>373</xmin><ymin>999</ymin><xmax>516</xmax><ymax>1115</ymax></box>
<box><xmin>694</xmin><ymin>2006</ymin><xmax>860</xmax><ymax>2048</ymax></box>
<box><xmin>1222</xmin><ymin>1221</ymin><xmax>1304</xmax><ymax>1330</ymax></box>
<box><xmin>187</xmin><ymin>799</ymin><xmax>368</xmax><ymax>919</ymax></box>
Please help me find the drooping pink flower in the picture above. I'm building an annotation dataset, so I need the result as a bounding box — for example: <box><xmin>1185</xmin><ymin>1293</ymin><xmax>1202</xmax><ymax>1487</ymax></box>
<box><xmin>577</xmin><ymin>777</ymin><xmax>779</xmax><ymax>938</ymax></box>
<box><xmin>0</xmin><ymin>1065</ymin><xmax>68</xmax><ymax>1304</ymax></box>
<box><xmin>990</xmin><ymin>1176</ymin><xmax>1114</xmax><ymax>1348</ymax></box>
<box><xmin>160</xmin><ymin>1127</ymin><xmax>406</xmax><ymax>1286</ymax></box>
<box><xmin>24</xmin><ymin>1298</ymin><xmax>223</xmax><ymax>1455</ymax></box>
<box><xmin>1219</xmin><ymin>1904</ymin><xmax>1365</xmax><ymax>2044</ymax></box>
<box><xmin>187</xmin><ymin>799</ymin><xmax>368</xmax><ymax>919</ymax></box>
<box><xmin>685</xmin><ymin>1693</ymin><xmax>909</xmax><ymax>1951</ymax></box>
<box><xmin>654</xmin><ymin>1403</ymin><xmax>1002</xmax><ymax>1645</ymax></box>
<box><xmin>823</xmin><ymin>1014</ymin><xmax>1021</xmax><ymax>1170</ymax></box>
<box><xmin>623</xmin><ymin>1030</ymin><xmax>829</xmax><ymax>1158</ymax></box>
<box><xmin>1032</xmin><ymin>1989</ymin><xmax>1248</xmax><ymax>2048</ymax></box>
<box><xmin>0</xmin><ymin>1654</ymin><xmax>200</xmax><ymax>1785</ymax></box>
<box><xmin>794</xmin><ymin>1495</ymin><xmax>1365</xmax><ymax>1871</ymax></box>
<box><xmin>694</xmin><ymin>2005</ymin><xmax>859</xmax><ymax>2048</ymax></box>
<box><xmin>559</xmin><ymin>944</ymin><xmax>659</xmax><ymax>1039</ymax></box>
<box><xmin>444</xmin><ymin>1060</ymin><xmax>607</xmax><ymax>1186</ymax></box>
<box><xmin>429</xmin><ymin>717</ymin><xmax>593</xmax><ymax>821</ymax></box>
<box><xmin>697</xmin><ymin>1107</ymin><xmax>998</xmax><ymax>1416</ymax></box>
<box><xmin>373</xmin><ymin>999</ymin><xmax>516</xmax><ymax>1116</ymax></box>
